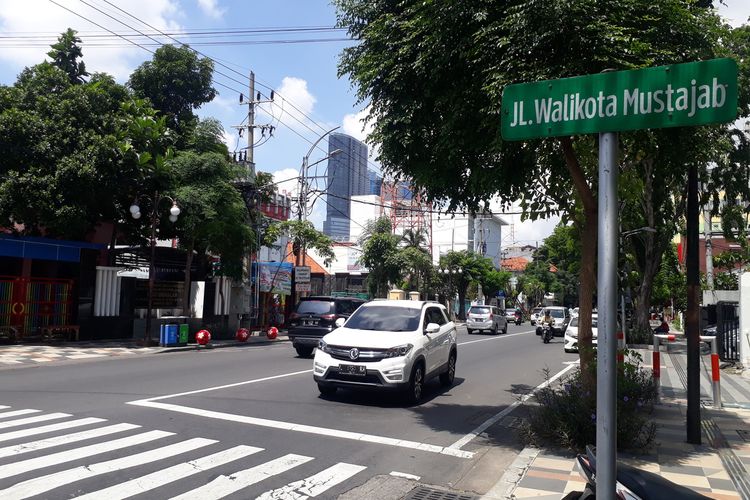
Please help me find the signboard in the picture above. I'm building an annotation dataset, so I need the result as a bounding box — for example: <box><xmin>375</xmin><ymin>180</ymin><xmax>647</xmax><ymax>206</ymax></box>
<box><xmin>296</xmin><ymin>283</ymin><xmax>312</xmax><ymax>293</ymax></box>
<box><xmin>135</xmin><ymin>280</ymin><xmax>184</xmax><ymax>308</ymax></box>
<box><xmin>294</xmin><ymin>266</ymin><xmax>311</xmax><ymax>283</ymax></box>
<box><xmin>501</xmin><ymin>58</ymin><xmax>738</xmax><ymax>141</ymax></box>
<box><xmin>253</xmin><ymin>262</ymin><xmax>292</xmax><ymax>295</ymax></box>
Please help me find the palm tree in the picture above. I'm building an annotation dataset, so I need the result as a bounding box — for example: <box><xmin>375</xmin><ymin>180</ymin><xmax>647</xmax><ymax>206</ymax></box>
<box><xmin>401</xmin><ymin>228</ymin><xmax>429</xmax><ymax>253</ymax></box>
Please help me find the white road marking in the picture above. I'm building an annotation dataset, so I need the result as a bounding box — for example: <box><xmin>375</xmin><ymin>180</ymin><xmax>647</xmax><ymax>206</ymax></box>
<box><xmin>73</xmin><ymin>445</ymin><xmax>261</xmax><ymax>500</ymax></box>
<box><xmin>128</xmin><ymin>369</ymin><xmax>313</xmax><ymax>403</ymax></box>
<box><xmin>0</xmin><ymin>430</ymin><xmax>173</xmax><ymax>480</ymax></box>
<box><xmin>130</xmin><ymin>400</ymin><xmax>473</xmax><ymax>459</ymax></box>
<box><xmin>0</xmin><ymin>405</ymin><xmax>9</xmax><ymax>409</ymax></box>
<box><xmin>389</xmin><ymin>471</ymin><xmax>421</xmax><ymax>481</ymax></box>
<box><xmin>0</xmin><ymin>438</ymin><xmax>215</xmax><ymax>500</ymax></box>
<box><xmin>0</xmin><ymin>412</ymin><xmax>71</xmax><ymax>429</ymax></box>
<box><xmin>67</xmin><ymin>354</ymin><xmax>107</xmax><ymax>359</ymax></box>
<box><xmin>257</xmin><ymin>462</ymin><xmax>367</xmax><ymax>499</ymax></box>
<box><xmin>458</xmin><ymin>330</ymin><xmax>534</xmax><ymax>346</ymax></box>
<box><xmin>0</xmin><ymin>423</ymin><xmax>139</xmax><ymax>458</ymax></box>
<box><xmin>0</xmin><ymin>409</ymin><xmax>40</xmax><ymax>419</ymax></box>
<box><xmin>448</xmin><ymin>362</ymin><xmax>578</xmax><ymax>451</ymax></box>
<box><xmin>171</xmin><ymin>453</ymin><xmax>315</xmax><ymax>500</ymax></box>
<box><xmin>0</xmin><ymin>417</ymin><xmax>105</xmax><ymax>443</ymax></box>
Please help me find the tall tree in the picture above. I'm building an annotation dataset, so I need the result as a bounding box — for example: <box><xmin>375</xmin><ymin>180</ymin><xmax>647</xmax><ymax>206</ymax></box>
<box><xmin>357</xmin><ymin>216</ymin><xmax>402</xmax><ymax>297</ymax></box>
<box><xmin>334</xmin><ymin>0</ymin><xmax>739</xmax><ymax>386</ymax></box>
<box><xmin>128</xmin><ymin>45</ymin><xmax>216</xmax><ymax>143</ymax></box>
<box><xmin>47</xmin><ymin>28</ymin><xmax>88</xmax><ymax>84</ymax></box>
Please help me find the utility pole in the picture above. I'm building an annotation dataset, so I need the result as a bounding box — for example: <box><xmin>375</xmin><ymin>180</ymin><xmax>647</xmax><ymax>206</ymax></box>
<box><xmin>704</xmin><ymin>190</ymin><xmax>714</xmax><ymax>291</ymax></box>
<box><xmin>686</xmin><ymin>164</ymin><xmax>702</xmax><ymax>444</ymax></box>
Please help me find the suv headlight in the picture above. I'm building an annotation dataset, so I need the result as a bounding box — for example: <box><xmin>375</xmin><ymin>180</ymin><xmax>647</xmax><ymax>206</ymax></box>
<box><xmin>384</xmin><ymin>343</ymin><xmax>413</xmax><ymax>358</ymax></box>
<box><xmin>318</xmin><ymin>340</ymin><xmax>332</xmax><ymax>354</ymax></box>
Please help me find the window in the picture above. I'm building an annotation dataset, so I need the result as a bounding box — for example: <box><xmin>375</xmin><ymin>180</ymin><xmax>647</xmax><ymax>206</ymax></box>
<box><xmin>426</xmin><ymin>307</ymin><xmax>446</xmax><ymax>326</ymax></box>
<box><xmin>345</xmin><ymin>305</ymin><xmax>422</xmax><ymax>332</ymax></box>
<box><xmin>296</xmin><ymin>300</ymin><xmax>334</xmax><ymax>315</ymax></box>
<box><xmin>468</xmin><ymin>306</ymin><xmax>491</xmax><ymax>315</ymax></box>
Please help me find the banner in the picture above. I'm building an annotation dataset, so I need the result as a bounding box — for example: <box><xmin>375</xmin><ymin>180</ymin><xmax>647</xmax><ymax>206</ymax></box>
<box><xmin>254</xmin><ymin>262</ymin><xmax>293</xmax><ymax>295</ymax></box>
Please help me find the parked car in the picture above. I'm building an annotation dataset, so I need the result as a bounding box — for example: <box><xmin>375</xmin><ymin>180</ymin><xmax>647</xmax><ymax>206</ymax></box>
<box><xmin>563</xmin><ymin>315</ymin><xmax>598</xmax><ymax>353</ymax></box>
<box><xmin>313</xmin><ymin>300</ymin><xmax>458</xmax><ymax>403</ymax></box>
<box><xmin>288</xmin><ymin>296</ymin><xmax>366</xmax><ymax>357</ymax></box>
<box><xmin>530</xmin><ymin>307</ymin><xmax>544</xmax><ymax>326</ymax></box>
<box><xmin>466</xmin><ymin>305</ymin><xmax>507</xmax><ymax>335</ymax></box>
<box><xmin>534</xmin><ymin>306</ymin><xmax>570</xmax><ymax>336</ymax></box>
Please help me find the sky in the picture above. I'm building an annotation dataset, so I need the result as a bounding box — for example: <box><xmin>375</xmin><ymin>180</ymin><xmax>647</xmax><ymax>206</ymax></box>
<box><xmin>0</xmin><ymin>0</ymin><xmax>748</xmax><ymax>249</ymax></box>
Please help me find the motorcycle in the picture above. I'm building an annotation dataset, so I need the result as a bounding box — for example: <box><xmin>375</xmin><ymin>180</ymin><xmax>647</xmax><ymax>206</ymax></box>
<box><xmin>541</xmin><ymin>322</ymin><xmax>552</xmax><ymax>343</ymax></box>
<box><xmin>562</xmin><ymin>446</ymin><xmax>709</xmax><ymax>499</ymax></box>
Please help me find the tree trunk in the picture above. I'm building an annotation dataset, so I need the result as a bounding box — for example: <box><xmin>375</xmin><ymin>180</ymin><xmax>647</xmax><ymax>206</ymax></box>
<box><xmin>560</xmin><ymin>137</ymin><xmax>598</xmax><ymax>389</ymax></box>
<box><xmin>182</xmin><ymin>238</ymin><xmax>195</xmax><ymax>316</ymax></box>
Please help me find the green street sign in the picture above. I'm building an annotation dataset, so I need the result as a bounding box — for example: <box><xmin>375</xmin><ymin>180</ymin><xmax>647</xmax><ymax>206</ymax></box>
<box><xmin>501</xmin><ymin>58</ymin><xmax>738</xmax><ymax>141</ymax></box>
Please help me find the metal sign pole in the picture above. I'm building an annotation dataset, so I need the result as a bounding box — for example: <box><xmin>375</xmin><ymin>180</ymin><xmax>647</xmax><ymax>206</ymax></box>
<box><xmin>596</xmin><ymin>131</ymin><xmax>619</xmax><ymax>498</ymax></box>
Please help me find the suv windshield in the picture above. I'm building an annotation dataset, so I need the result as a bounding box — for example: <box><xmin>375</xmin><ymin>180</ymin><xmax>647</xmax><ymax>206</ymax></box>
<box><xmin>533</xmin><ymin>308</ymin><xmax>543</xmax><ymax>315</ymax></box>
<box><xmin>468</xmin><ymin>307</ymin><xmax>490</xmax><ymax>315</ymax></box>
<box><xmin>345</xmin><ymin>306</ymin><xmax>422</xmax><ymax>332</ymax></box>
<box><xmin>296</xmin><ymin>300</ymin><xmax>334</xmax><ymax>315</ymax></box>
<box><xmin>549</xmin><ymin>309</ymin><xmax>565</xmax><ymax>318</ymax></box>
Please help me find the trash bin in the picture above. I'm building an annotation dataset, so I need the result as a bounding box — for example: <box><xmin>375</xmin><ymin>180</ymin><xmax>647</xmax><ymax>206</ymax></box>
<box><xmin>178</xmin><ymin>323</ymin><xmax>189</xmax><ymax>346</ymax></box>
<box><xmin>160</xmin><ymin>316</ymin><xmax>190</xmax><ymax>347</ymax></box>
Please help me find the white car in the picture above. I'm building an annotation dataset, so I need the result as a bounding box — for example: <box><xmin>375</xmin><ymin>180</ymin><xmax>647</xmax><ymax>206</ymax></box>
<box><xmin>563</xmin><ymin>315</ymin><xmax>598</xmax><ymax>353</ymax></box>
<box><xmin>530</xmin><ymin>307</ymin><xmax>544</xmax><ymax>326</ymax></box>
<box><xmin>313</xmin><ymin>300</ymin><xmax>458</xmax><ymax>403</ymax></box>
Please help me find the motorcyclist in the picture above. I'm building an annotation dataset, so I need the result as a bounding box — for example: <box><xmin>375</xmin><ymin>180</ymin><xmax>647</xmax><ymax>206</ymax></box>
<box><xmin>654</xmin><ymin>315</ymin><xmax>670</xmax><ymax>333</ymax></box>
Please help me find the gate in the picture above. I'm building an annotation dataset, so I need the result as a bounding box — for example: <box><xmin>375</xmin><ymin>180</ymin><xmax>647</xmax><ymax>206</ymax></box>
<box><xmin>0</xmin><ymin>276</ymin><xmax>74</xmax><ymax>341</ymax></box>
<box><xmin>716</xmin><ymin>301</ymin><xmax>740</xmax><ymax>362</ymax></box>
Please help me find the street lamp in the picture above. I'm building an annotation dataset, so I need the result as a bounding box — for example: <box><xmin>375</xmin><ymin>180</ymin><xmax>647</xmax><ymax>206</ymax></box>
<box><xmin>440</xmin><ymin>266</ymin><xmax>462</xmax><ymax>319</ymax></box>
<box><xmin>130</xmin><ymin>192</ymin><xmax>180</xmax><ymax>346</ymax></box>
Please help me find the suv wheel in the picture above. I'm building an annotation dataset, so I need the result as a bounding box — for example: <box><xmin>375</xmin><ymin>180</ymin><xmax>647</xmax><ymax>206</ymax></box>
<box><xmin>406</xmin><ymin>362</ymin><xmax>425</xmax><ymax>404</ymax></box>
<box><xmin>440</xmin><ymin>351</ymin><xmax>456</xmax><ymax>387</ymax></box>
<box><xmin>502</xmin><ymin>324</ymin><xmax>508</xmax><ymax>334</ymax></box>
<box><xmin>295</xmin><ymin>345</ymin><xmax>314</xmax><ymax>357</ymax></box>
<box><xmin>317</xmin><ymin>383</ymin><xmax>337</xmax><ymax>396</ymax></box>
<box><xmin>492</xmin><ymin>323</ymin><xmax>499</xmax><ymax>335</ymax></box>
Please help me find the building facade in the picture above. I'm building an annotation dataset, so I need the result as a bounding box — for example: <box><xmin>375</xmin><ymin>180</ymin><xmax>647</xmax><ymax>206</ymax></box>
<box><xmin>323</xmin><ymin>133</ymin><xmax>369</xmax><ymax>240</ymax></box>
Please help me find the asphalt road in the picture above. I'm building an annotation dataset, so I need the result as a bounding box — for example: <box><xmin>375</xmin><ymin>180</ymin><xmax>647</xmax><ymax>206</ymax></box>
<box><xmin>0</xmin><ymin>322</ymin><xmax>579</xmax><ymax>499</ymax></box>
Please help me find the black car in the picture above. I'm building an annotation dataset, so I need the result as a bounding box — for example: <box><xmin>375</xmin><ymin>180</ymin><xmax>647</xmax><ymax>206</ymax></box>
<box><xmin>287</xmin><ymin>296</ymin><xmax>366</xmax><ymax>357</ymax></box>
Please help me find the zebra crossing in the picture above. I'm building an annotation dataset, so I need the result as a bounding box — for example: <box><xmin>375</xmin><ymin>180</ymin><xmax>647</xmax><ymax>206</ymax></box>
<box><xmin>0</xmin><ymin>405</ymin><xmax>368</xmax><ymax>499</ymax></box>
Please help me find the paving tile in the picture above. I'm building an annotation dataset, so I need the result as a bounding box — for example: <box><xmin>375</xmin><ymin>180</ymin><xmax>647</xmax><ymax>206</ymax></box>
<box><xmin>525</xmin><ymin>469</ymin><xmax>575</xmax><ymax>482</ymax></box>
<box><xmin>532</xmin><ymin>456</ymin><xmax>576</xmax><ymax>470</ymax></box>
<box><xmin>707</xmin><ymin>477</ymin><xmax>737</xmax><ymax>491</ymax></box>
<box><xmin>659</xmin><ymin>471</ymin><xmax>712</xmax><ymax>488</ymax></box>
<box><xmin>511</xmin><ymin>487</ymin><xmax>563</xmax><ymax>498</ymax></box>
<box><xmin>517</xmin><ymin>475</ymin><xmax>568</xmax><ymax>493</ymax></box>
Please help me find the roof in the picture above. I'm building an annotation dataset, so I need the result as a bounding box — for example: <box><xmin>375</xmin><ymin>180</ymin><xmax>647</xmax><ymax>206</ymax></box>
<box><xmin>365</xmin><ymin>300</ymin><xmax>443</xmax><ymax>309</ymax></box>
<box><xmin>284</xmin><ymin>243</ymin><xmax>328</xmax><ymax>274</ymax></box>
<box><xmin>0</xmin><ymin>235</ymin><xmax>104</xmax><ymax>263</ymax></box>
<box><xmin>501</xmin><ymin>257</ymin><xmax>530</xmax><ymax>271</ymax></box>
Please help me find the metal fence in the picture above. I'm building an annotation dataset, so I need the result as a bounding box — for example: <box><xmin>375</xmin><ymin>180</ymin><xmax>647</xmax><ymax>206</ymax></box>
<box><xmin>0</xmin><ymin>276</ymin><xmax>74</xmax><ymax>340</ymax></box>
<box><xmin>716</xmin><ymin>301</ymin><xmax>740</xmax><ymax>362</ymax></box>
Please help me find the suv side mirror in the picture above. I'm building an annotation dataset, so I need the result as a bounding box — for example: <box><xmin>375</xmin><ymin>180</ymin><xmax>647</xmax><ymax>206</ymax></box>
<box><xmin>424</xmin><ymin>322</ymin><xmax>440</xmax><ymax>334</ymax></box>
<box><xmin>335</xmin><ymin>317</ymin><xmax>346</xmax><ymax>328</ymax></box>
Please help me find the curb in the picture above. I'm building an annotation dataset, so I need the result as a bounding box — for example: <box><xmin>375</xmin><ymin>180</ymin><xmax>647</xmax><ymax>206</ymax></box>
<box><xmin>481</xmin><ymin>447</ymin><xmax>540</xmax><ymax>499</ymax></box>
<box><xmin>155</xmin><ymin>336</ymin><xmax>290</xmax><ymax>353</ymax></box>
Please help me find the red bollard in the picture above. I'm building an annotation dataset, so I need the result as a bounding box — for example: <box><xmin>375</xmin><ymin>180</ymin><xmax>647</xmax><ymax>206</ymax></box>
<box><xmin>652</xmin><ymin>335</ymin><xmax>661</xmax><ymax>403</ymax></box>
<box><xmin>236</xmin><ymin>328</ymin><xmax>249</xmax><ymax>342</ymax></box>
<box><xmin>617</xmin><ymin>331</ymin><xmax>625</xmax><ymax>364</ymax></box>
<box><xmin>196</xmin><ymin>329</ymin><xmax>211</xmax><ymax>346</ymax></box>
<box><xmin>266</xmin><ymin>326</ymin><xmax>278</xmax><ymax>340</ymax></box>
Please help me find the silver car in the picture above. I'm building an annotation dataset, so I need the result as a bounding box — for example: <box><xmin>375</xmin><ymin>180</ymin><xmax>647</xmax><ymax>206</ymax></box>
<box><xmin>466</xmin><ymin>305</ymin><xmax>507</xmax><ymax>335</ymax></box>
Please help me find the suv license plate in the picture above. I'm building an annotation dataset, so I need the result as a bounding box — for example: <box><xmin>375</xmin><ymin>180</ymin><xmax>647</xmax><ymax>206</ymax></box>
<box><xmin>303</xmin><ymin>320</ymin><xmax>318</xmax><ymax>326</ymax></box>
<box><xmin>339</xmin><ymin>364</ymin><xmax>366</xmax><ymax>376</ymax></box>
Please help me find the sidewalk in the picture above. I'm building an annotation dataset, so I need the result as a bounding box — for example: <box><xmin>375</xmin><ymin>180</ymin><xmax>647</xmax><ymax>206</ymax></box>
<box><xmin>486</xmin><ymin>342</ymin><xmax>750</xmax><ymax>499</ymax></box>
<box><xmin>0</xmin><ymin>331</ymin><xmax>289</xmax><ymax>367</ymax></box>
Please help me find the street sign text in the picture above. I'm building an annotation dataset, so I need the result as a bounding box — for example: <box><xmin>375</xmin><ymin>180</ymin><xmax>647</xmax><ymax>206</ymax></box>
<box><xmin>501</xmin><ymin>59</ymin><xmax>738</xmax><ymax>141</ymax></box>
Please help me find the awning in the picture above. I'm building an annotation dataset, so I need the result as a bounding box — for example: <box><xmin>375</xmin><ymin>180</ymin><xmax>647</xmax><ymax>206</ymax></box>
<box><xmin>0</xmin><ymin>235</ymin><xmax>104</xmax><ymax>263</ymax></box>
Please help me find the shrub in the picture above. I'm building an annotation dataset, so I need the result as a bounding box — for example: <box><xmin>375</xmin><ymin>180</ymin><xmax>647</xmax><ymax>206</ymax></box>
<box><xmin>521</xmin><ymin>350</ymin><xmax>657</xmax><ymax>452</ymax></box>
<box><xmin>628</xmin><ymin>327</ymin><xmax>652</xmax><ymax>345</ymax></box>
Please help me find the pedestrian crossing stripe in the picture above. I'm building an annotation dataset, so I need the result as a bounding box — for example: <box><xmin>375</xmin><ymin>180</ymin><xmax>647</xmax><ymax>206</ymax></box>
<box><xmin>0</xmin><ymin>406</ymin><xmax>368</xmax><ymax>499</ymax></box>
<box><xmin>0</xmin><ymin>417</ymin><xmax>105</xmax><ymax>443</ymax></box>
<box><xmin>74</xmin><ymin>445</ymin><xmax>262</xmax><ymax>500</ymax></box>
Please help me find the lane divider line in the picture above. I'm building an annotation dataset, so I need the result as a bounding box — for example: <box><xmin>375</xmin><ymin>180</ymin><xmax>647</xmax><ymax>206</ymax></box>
<box><xmin>458</xmin><ymin>330</ymin><xmax>534</xmax><ymax>346</ymax></box>
<box><xmin>448</xmin><ymin>361</ymin><xmax>578</xmax><ymax>451</ymax></box>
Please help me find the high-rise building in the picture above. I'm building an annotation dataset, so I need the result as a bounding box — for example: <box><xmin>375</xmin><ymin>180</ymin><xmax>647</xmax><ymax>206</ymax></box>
<box><xmin>368</xmin><ymin>169</ymin><xmax>382</xmax><ymax>196</ymax></box>
<box><xmin>323</xmin><ymin>133</ymin><xmax>369</xmax><ymax>240</ymax></box>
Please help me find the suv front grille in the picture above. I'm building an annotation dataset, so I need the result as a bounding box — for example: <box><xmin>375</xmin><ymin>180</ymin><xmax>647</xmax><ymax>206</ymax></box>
<box><xmin>328</xmin><ymin>345</ymin><xmax>388</xmax><ymax>362</ymax></box>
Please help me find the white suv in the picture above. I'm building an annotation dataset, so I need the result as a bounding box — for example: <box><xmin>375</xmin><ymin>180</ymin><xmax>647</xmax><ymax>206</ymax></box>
<box><xmin>313</xmin><ymin>300</ymin><xmax>458</xmax><ymax>403</ymax></box>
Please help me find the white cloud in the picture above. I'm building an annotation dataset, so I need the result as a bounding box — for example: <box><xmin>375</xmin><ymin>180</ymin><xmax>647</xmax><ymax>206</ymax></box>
<box><xmin>342</xmin><ymin>106</ymin><xmax>373</xmax><ymax>142</ymax></box>
<box><xmin>272</xmin><ymin>167</ymin><xmax>301</xmax><ymax>198</ymax></box>
<box><xmin>0</xmin><ymin>0</ymin><xmax>183</xmax><ymax>81</ymax></box>
<box><xmin>196</xmin><ymin>0</ymin><xmax>225</xmax><ymax>19</ymax></box>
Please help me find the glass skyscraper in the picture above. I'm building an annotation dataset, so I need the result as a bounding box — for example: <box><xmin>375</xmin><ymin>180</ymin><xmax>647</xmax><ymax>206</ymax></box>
<box><xmin>323</xmin><ymin>133</ymin><xmax>370</xmax><ymax>240</ymax></box>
